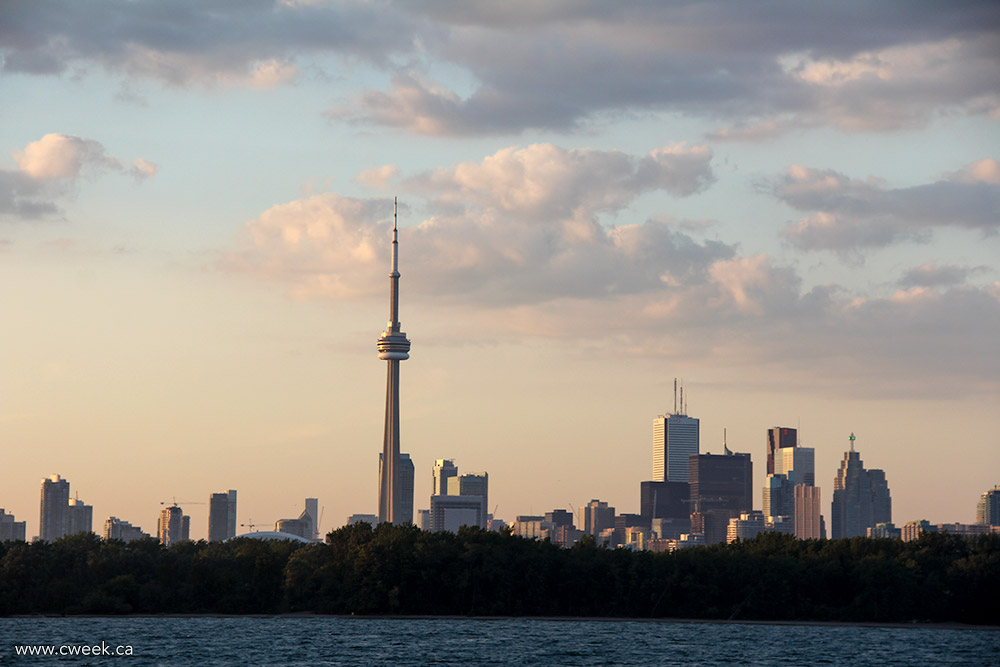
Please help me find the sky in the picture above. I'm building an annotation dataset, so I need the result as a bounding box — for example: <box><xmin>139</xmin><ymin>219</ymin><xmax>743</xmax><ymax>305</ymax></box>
<box><xmin>1</xmin><ymin>1</ymin><xmax>998</xmax><ymax>541</ymax></box>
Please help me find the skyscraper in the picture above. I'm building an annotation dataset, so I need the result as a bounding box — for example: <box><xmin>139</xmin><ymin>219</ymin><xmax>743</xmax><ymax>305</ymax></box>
<box><xmin>763</xmin><ymin>474</ymin><xmax>793</xmax><ymax>518</ymax></box>
<box><xmin>0</xmin><ymin>509</ymin><xmax>26</xmax><ymax>542</ymax></box>
<box><xmin>977</xmin><ymin>486</ymin><xmax>1000</xmax><ymax>526</ymax></box>
<box><xmin>458</xmin><ymin>472</ymin><xmax>489</xmax><ymax>513</ymax></box>
<box><xmin>67</xmin><ymin>497</ymin><xmax>93</xmax><ymax>535</ymax></box>
<box><xmin>377</xmin><ymin>198</ymin><xmax>412</xmax><ymax>525</ymax></box>
<box><xmin>639</xmin><ymin>481</ymin><xmax>689</xmax><ymax>521</ymax></box>
<box><xmin>583</xmin><ymin>499</ymin><xmax>616</xmax><ymax>537</ymax></box>
<box><xmin>158</xmin><ymin>505</ymin><xmax>190</xmax><ymax>546</ymax></box>
<box><xmin>380</xmin><ymin>452</ymin><xmax>415</xmax><ymax>524</ymax></box>
<box><xmin>208</xmin><ymin>490</ymin><xmax>238</xmax><ymax>542</ymax></box>
<box><xmin>689</xmin><ymin>450</ymin><xmax>753</xmax><ymax>545</ymax></box>
<box><xmin>766</xmin><ymin>427</ymin><xmax>797</xmax><ymax>476</ymax></box>
<box><xmin>652</xmin><ymin>407</ymin><xmax>699</xmax><ymax>482</ymax></box>
<box><xmin>433</xmin><ymin>459</ymin><xmax>458</xmax><ymax>496</ymax></box>
<box><xmin>794</xmin><ymin>485</ymin><xmax>822</xmax><ymax>539</ymax></box>
<box><xmin>39</xmin><ymin>474</ymin><xmax>70</xmax><ymax>542</ymax></box>
<box><xmin>304</xmin><ymin>497</ymin><xmax>319</xmax><ymax>539</ymax></box>
<box><xmin>831</xmin><ymin>433</ymin><xmax>892</xmax><ymax>539</ymax></box>
<box><xmin>774</xmin><ymin>446</ymin><xmax>815</xmax><ymax>486</ymax></box>
<box><xmin>104</xmin><ymin>517</ymin><xmax>149</xmax><ymax>542</ymax></box>
<box><xmin>398</xmin><ymin>454</ymin><xmax>414</xmax><ymax>525</ymax></box>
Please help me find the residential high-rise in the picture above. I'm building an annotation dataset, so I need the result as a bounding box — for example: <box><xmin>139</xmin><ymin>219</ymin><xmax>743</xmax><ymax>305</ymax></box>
<box><xmin>103</xmin><ymin>517</ymin><xmax>149</xmax><ymax>542</ymax></box>
<box><xmin>831</xmin><ymin>433</ymin><xmax>892</xmax><ymax>539</ymax></box>
<box><xmin>208</xmin><ymin>489</ymin><xmax>238</xmax><ymax>542</ymax></box>
<box><xmin>976</xmin><ymin>486</ymin><xmax>1000</xmax><ymax>526</ymax></box>
<box><xmin>67</xmin><ymin>497</ymin><xmax>93</xmax><ymax>535</ymax></box>
<box><xmin>158</xmin><ymin>505</ymin><xmax>190</xmax><ymax>547</ymax></box>
<box><xmin>689</xmin><ymin>450</ymin><xmax>752</xmax><ymax>545</ymax></box>
<box><xmin>766</xmin><ymin>427</ymin><xmax>797</xmax><ymax>476</ymax></box>
<box><xmin>901</xmin><ymin>520</ymin><xmax>935</xmax><ymax>542</ymax></box>
<box><xmin>39</xmin><ymin>474</ymin><xmax>70</xmax><ymax>542</ymax></box>
<box><xmin>433</xmin><ymin>459</ymin><xmax>458</xmax><ymax>496</ymax></box>
<box><xmin>377</xmin><ymin>198</ymin><xmax>412</xmax><ymax>525</ymax></box>
<box><xmin>0</xmin><ymin>509</ymin><xmax>26</xmax><ymax>542</ymax></box>
<box><xmin>652</xmin><ymin>407</ymin><xmax>699</xmax><ymax>482</ymax></box>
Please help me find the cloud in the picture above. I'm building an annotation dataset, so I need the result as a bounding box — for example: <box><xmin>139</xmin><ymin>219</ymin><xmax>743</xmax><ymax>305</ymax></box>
<box><xmin>248</xmin><ymin>59</ymin><xmax>300</xmax><ymax>88</ymax></box>
<box><xmin>945</xmin><ymin>158</ymin><xmax>1000</xmax><ymax>185</ymax></box>
<box><xmin>898</xmin><ymin>263</ymin><xmax>990</xmax><ymax>289</ymax></box>
<box><xmin>4</xmin><ymin>2</ymin><xmax>996</xmax><ymax>135</ymax></box>
<box><xmin>355</xmin><ymin>165</ymin><xmax>400</xmax><ymax>190</ymax></box>
<box><xmin>130</xmin><ymin>157</ymin><xmax>158</xmax><ymax>180</ymax></box>
<box><xmin>2</xmin><ymin>133</ymin><xmax>156</xmax><ymax>220</ymax></box>
<box><xmin>0</xmin><ymin>0</ymin><xmax>420</xmax><ymax>85</ymax></box>
<box><xmin>224</xmin><ymin>185</ymin><xmax>1000</xmax><ymax>397</ymax></box>
<box><xmin>409</xmin><ymin>142</ymin><xmax>715</xmax><ymax>221</ymax></box>
<box><xmin>13</xmin><ymin>133</ymin><xmax>121</xmax><ymax>180</ymax></box>
<box><xmin>339</xmin><ymin>4</ymin><xmax>1000</xmax><ymax>136</ymax></box>
<box><xmin>776</xmin><ymin>160</ymin><xmax>1000</xmax><ymax>252</ymax></box>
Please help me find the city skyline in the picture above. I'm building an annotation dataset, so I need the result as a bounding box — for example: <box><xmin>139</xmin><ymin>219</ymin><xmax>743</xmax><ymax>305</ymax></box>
<box><xmin>1</xmin><ymin>2</ymin><xmax>998</xmax><ymax>539</ymax></box>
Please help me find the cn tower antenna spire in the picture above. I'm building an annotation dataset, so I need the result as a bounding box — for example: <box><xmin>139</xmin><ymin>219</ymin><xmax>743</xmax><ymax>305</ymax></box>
<box><xmin>377</xmin><ymin>196</ymin><xmax>411</xmax><ymax>525</ymax></box>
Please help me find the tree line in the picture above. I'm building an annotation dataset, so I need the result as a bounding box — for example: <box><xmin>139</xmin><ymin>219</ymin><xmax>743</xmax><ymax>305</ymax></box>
<box><xmin>0</xmin><ymin>525</ymin><xmax>996</xmax><ymax>624</ymax></box>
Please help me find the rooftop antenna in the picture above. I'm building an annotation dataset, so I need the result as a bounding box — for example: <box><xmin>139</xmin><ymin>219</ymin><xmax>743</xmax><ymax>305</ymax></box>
<box><xmin>680</xmin><ymin>381</ymin><xmax>684</xmax><ymax>416</ymax></box>
<box><xmin>849</xmin><ymin>432</ymin><xmax>856</xmax><ymax>452</ymax></box>
<box><xmin>673</xmin><ymin>378</ymin><xmax>677</xmax><ymax>414</ymax></box>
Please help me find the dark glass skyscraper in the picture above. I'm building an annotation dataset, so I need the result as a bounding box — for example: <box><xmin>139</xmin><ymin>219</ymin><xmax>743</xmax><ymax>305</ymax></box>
<box><xmin>689</xmin><ymin>451</ymin><xmax>753</xmax><ymax>545</ymax></box>
<box><xmin>640</xmin><ymin>480</ymin><xmax>689</xmax><ymax>520</ymax></box>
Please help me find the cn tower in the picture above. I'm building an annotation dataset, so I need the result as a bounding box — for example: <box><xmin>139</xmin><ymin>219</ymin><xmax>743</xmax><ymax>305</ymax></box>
<box><xmin>377</xmin><ymin>197</ymin><xmax>411</xmax><ymax>524</ymax></box>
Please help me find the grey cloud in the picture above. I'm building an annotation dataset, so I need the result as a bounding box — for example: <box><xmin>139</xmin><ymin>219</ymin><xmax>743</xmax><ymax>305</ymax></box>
<box><xmin>348</xmin><ymin>2</ymin><xmax>1000</xmax><ymax>135</ymax></box>
<box><xmin>898</xmin><ymin>263</ymin><xmax>990</xmax><ymax>288</ymax></box>
<box><xmin>776</xmin><ymin>164</ymin><xmax>1000</xmax><ymax>252</ymax></box>
<box><xmin>0</xmin><ymin>170</ymin><xmax>60</xmax><ymax>219</ymax></box>
<box><xmin>0</xmin><ymin>0</ymin><xmax>422</xmax><ymax>83</ymax></box>
<box><xmin>5</xmin><ymin>2</ymin><xmax>997</xmax><ymax>135</ymax></box>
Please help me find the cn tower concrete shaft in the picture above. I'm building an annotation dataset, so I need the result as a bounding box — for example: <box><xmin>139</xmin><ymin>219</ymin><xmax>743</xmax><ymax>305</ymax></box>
<box><xmin>377</xmin><ymin>198</ymin><xmax>410</xmax><ymax>524</ymax></box>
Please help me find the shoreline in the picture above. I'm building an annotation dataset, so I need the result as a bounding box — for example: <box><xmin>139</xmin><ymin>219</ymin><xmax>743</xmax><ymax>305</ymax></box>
<box><xmin>5</xmin><ymin>614</ymin><xmax>996</xmax><ymax>631</ymax></box>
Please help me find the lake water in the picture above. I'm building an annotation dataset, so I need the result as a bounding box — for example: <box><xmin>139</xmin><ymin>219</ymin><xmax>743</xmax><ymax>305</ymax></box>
<box><xmin>1</xmin><ymin>617</ymin><xmax>997</xmax><ymax>665</ymax></box>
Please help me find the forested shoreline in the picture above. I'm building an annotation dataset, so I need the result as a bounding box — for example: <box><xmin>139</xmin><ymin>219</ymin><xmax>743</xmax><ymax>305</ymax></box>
<box><xmin>1</xmin><ymin>525</ymin><xmax>996</xmax><ymax>624</ymax></box>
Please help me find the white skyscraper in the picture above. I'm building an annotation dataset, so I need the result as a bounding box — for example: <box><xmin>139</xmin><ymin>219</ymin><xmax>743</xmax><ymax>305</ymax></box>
<box><xmin>652</xmin><ymin>414</ymin><xmax>700</xmax><ymax>482</ymax></box>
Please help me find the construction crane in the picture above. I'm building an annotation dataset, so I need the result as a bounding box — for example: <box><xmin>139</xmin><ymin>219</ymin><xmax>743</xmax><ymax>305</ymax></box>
<box><xmin>160</xmin><ymin>498</ymin><xmax>206</xmax><ymax>507</ymax></box>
